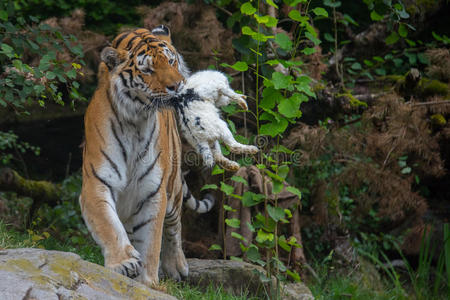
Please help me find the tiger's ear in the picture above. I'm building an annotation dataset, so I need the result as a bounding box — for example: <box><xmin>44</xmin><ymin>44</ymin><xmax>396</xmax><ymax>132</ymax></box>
<box><xmin>101</xmin><ymin>47</ymin><xmax>127</xmax><ymax>70</ymax></box>
<box><xmin>151</xmin><ymin>25</ymin><xmax>172</xmax><ymax>44</ymax></box>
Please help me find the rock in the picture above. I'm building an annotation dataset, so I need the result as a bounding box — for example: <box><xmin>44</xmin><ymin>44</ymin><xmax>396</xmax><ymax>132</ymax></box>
<box><xmin>0</xmin><ymin>248</ymin><xmax>176</xmax><ymax>300</ymax></box>
<box><xmin>187</xmin><ymin>258</ymin><xmax>314</xmax><ymax>300</ymax></box>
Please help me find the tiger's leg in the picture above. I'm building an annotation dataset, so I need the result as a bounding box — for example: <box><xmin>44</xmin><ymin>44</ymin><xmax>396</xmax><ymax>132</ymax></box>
<box><xmin>160</xmin><ymin>185</ymin><xmax>188</xmax><ymax>281</ymax></box>
<box><xmin>212</xmin><ymin>140</ymin><xmax>240</xmax><ymax>171</ymax></box>
<box><xmin>80</xmin><ymin>180</ymin><xmax>142</xmax><ymax>278</ymax></box>
<box><xmin>130</xmin><ymin>184</ymin><xmax>167</xmax><ymax>286</ymax></box>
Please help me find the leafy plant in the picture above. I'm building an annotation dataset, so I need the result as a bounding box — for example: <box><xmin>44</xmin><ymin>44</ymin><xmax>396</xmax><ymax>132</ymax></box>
<box><xmin>0</xmin><ymin>1</ymin><xmax>85</xmax><ymax>113</ymax></box>
<box><xmin>0</xmin><ymin>130</ymin><xmax>40</xmax><ymax>168</ymax></box>
<box><xmin>207</xmin><ymin>0</ymin><xmax>324</xmax><ymax>298</ymax></box>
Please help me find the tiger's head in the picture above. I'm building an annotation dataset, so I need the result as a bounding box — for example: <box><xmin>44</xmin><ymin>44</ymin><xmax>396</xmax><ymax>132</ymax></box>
<box><xmin>101</xmin><ymin>26</ymin><xmax>189</xmax><ymax>114</ymax></box>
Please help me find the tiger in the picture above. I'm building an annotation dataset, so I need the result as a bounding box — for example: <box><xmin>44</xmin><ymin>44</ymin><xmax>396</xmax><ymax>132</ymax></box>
<box><xmin>79</xmin><ymin>26</ymin><xmax>213</xmax><ymax>287</ymax></box>
<box><xmin>174</xmin><ymin>70</ymin><xmax>259</xmax><ymax>171</ymax></box>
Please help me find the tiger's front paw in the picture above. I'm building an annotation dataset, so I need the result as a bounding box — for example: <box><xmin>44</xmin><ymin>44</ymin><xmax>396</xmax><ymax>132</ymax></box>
<box><xmin>107</xmin><ymin>245</ymin><xmax>143</xmax><ymax>279</ymax></box>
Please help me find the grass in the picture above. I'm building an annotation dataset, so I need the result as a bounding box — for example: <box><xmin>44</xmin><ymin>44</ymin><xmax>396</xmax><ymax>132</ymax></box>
<box><xmin>309</xmin><ymin>275</ymin><xmax>407</xmax><ymax>300</ymax></box>
<box><xmin>2</xmin><ymin>217</ymin><xmax>448</xmax><ymax>300</ymax></box>
<box><xmin>165</xmin><ymin>280</ymin><xmax>259</xmax><ymax>300</ymax></box>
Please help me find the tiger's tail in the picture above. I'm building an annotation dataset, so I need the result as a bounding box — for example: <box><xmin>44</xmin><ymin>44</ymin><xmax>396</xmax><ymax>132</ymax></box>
<box><xmin>182</xmin><ymin>175</ymin><xmax>215</xmax><ymax>213</ymax></box>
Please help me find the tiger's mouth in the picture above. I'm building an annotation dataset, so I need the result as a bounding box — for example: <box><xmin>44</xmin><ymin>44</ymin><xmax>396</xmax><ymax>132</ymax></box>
<box><xmin>140</xmin><ymin>92</ymin><xmax>174</xmax><ymax>111</ymax></box>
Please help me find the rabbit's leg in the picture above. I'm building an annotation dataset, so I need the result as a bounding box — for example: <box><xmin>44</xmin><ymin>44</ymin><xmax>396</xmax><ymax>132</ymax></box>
<box><xmin>212</xmin><ymin>141</ymin><xmax>240</xmax><ymax>171</ymax></box>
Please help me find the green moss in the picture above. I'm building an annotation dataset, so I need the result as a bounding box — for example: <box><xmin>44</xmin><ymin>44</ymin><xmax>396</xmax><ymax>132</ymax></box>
<box><xmin>337</xmin><ymin>93</ymin><xmax>368</xmax><ymax>108</ymax></box>
<box><xmin>382</xmin><ymin>75</ymin><xmax>404</xmax><ymax>84</ymax></box>
<box><xmin>418</xmin><ymin>79</ymin><xmax>449</xmax><ymax>97</ymax></box>
<box><xmin>49</xmin><ymin>256</ymin><xmax>79</xmax><ymax>283</ymax></box>
<box><xmin>406</xmin><ymin>0</ymin><xmax>439</xmax><ymax>16</ymax></box>
<box><xmin>431</xmin><ymin>114</ymin><xmax>447</xmax><ymax>126</ymax></box>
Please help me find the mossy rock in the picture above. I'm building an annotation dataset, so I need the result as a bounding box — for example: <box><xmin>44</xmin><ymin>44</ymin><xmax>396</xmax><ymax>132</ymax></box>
<box><xmin>381</xmin><ymin>75</ymin><xmax>449</xmax><ymax>98</ymax></box>
<box><xmin>186</xmin><ymin>258</ymin><xmax>314</xmax><ymax>300</ymax></box>
<box><xmin>417</xmin><ymin>79</ymin><xmax>449</xmax><ymax>97</ymax></box>
<box><xmin>0</xmin><ymin>248</ymin><xmax>176</xmax><ymax>300</ymax></box>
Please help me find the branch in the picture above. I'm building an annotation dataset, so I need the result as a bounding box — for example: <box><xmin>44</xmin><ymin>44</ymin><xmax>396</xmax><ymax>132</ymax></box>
<box><xmin>412</xmin><ymin>100</ymin><xmax>450</xmax><ymax>107</ymax></box>
<box><xmin>0</xmin><ymin>168</ymin><xmax>61</xmax><ymax>225</ymax></box>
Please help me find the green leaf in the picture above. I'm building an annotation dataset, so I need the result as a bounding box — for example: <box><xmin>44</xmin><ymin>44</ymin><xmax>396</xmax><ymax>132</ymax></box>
<box><xmin>398</xmin><ymin>23</ymin><xmax>408</xmax><ymax>38</ymax></box>
<box><xmin>231</xmin><ymin>175</ymin><xmax>248</xmax><ymax>186</ymax></box>
<box><xmin>373</xmin><ymin>56</ymin><xmax>385</xmax><ymax>63</ymax></box>
<box><xmin>230</xmin><ymin>61</ymin><xmax>248</xmax><ymax>72</ymax></box>
<box><xmin>278</xmin><ymin>165</ymin><xmax>290</xmax><ymax>179</ymax></box>
<box><xmin>305</xmin><ymin>32</ymin><xmax>321</xmax><ymax>45</ymax></box>
<box><xmin>256</xmin><ymin>229</ymin><xmax>274</xmax><ymax>243</ymax></box>
<box><xmin>302</xmin><ymin>47</ymin><xmax>316</xmax><ymax>55</ymax></box>
<box><xmin>398</xmin><ymin>9</ymin><xmax>410</xmax><ymax>19</ymax></box>
<box><xmin>260</xmin><ymin>117</ymin><xmax>288</xmax><ymax>137</ymax></box>
<box><xmin>286</xmin><ymin>269</ymin><xmax>301</xmax><ymax>282</ymax></box>
<box><xmin>12</xmin><ymin>59</ymin><xmax>23</xmax><ymax>71</ymax></box>
<box><xmin>242</xmin><ymin>26</ymin><xmax>256</xmax><ymax>36</ymax></box>
<box><xmin>0</xmin><ymin>10</ymin><xmax>8</xmax><ymax>21</ymax></box>
<box><xmin>1</xmin><ymin>43</ymin><xmax>14</xmax><ymax>57</ymax></box>
<box><xmin>272</xmin><ymin>72</ymin><xmax>292</xmax><ymax>90</ymax></box>
<box><xmin>33</xmin><ymin>85</ymin><xmax>45</xmax><ymax>94</ymax></box>
<box><xmin>220</xmin><ymin>182</ymin><xmax>234</xmax><ymax>196</ymax></box>
<box><xmin>261</xmin><ymin>87</ymin><xmax>281</xmax><ymax>110</ymax></box>
<box><xmin>375</xmin><ymin>68</ymin><xmax>386</xmax><ymax>76</ymax></box>
<box><xmin>273</xmin><ymin>180</ymin><xmax>283</xmax><ymax>194</ymax></box>
<box><xmin>324</xmin><ymin>33</ymin><xmax>334</xmax><ymax>42</ymax></box>
<box><xmin>266</xmin><ymin>0</ymin><xmax>279</xmax><ymax>9</ymax></box>
<box><xmin>363</xmin><ymin>59</ymin><xmax>374</xmax><ymax>67</ymax></box>
<box><xmin>46</xmin><ymin>71</ymin><xmax>56</xmax><ymax>80</ymax></box>
<box><xmin>66</xmin><ymin>68</ymin><xmax>77</xmax><ymax>79</ymax></box>
<box><xmin>246</xmin><ymin>244</ymin><xmax>262</xmax><ymax>262</ymax></box>
<box><xmin>323</xmin><ymin>0</ymin><xmax>341</xmax><ymax>8</ymax></box>
<box><xmin>350</xmin><ymin>62</ymin><xmax>362</xmax><ymax>70</ymax></box>
<box><xmin>254</xmin><ymin>14</ymin><xmax>270</xmax><ymax>24</ymax></box>
<box><xmin>401</xmin><ymin>167</ymin><xmax>412</xmax><ymax>174</ymax></box>
<box><xmin>286</xmin><ymin>186</ymin><xmax>302</xmax><ymax>198</ymax></box>
<box><xmin>267</xmin><ymin>204</ymin><xmax>284</xmax><ymax>222</ymax></box>
<box><xmin>370</xmin><ymin>10</ymin><xmax>383</xmax><ymax>21</ymax></box>
<box><xmin>209</xmin><ymin>244</ymin><xmax>222</xmax><ymax>251</ymax></box>
<box><xmin>343</xmin><ymin>14</ymin><xmax>358</xmax><ymax>26</ymax></box>
<box><xmin>212</xmin><ymin>165</ymin><xmax>224</xmax><ymax>175</ymax></box>
<box><xmin>385</xmin><ymin>32</ymin><xmax>399</xmax><ymax>45</ymax></box>
<box><xmin>252</xmin><ymin>32</ymin><xmax>274</xmax><ymax>42</ymax></box>
<box><xmin>288</xmin><ymin>10</ymin><xmax>308</xmax><ymax>23</ymax></box>
<box><xmin>223</xmin><ymin>204</ymin><xmax>236</xmax><ymax>212</ymax></box>
<box><xmin>231</xmin><ymin>232</ymin><xmax>246</xmax><ymax>242</ymax></box>
<box><xmin>242</xmin><ymin>191</ymin><xmax>265</xmax><ymax>207</ymax></box>
<box><xmin>275</xmin><ymin>33</ymin><xmax>292</xmax><ymax>51</ymax></box>
<box><xmin>241</xmin><ymin>2</ymin><xmax>257</xmax><ymax>15</ymax></box>
<box><xmin>201</xmin><ymin>184</ymin><xmax>218</xmax><ymax>191</ymax></box>
<box><xmin>266</xmin><ymin>16</ymin><xmax>278</xmax><ymax>27</ymax></box>
<box><xmin>278</xmin><ymin>235</ymin><xmax>291</xmax><ymax>251</ymax></box>
<box><xmin>278</xmin><ymin>93</ymin><xmax>303</xmax><ymax>118</ymax></box>
<box><xmin>225</xmin><ymin>218</ymin><xmax>240</xmax><ymax>228</ymax></box>
<box><xmin>312</xmin><ymin>7</ymin><xmax>328</xmax><ymax>17</ymax></box>
<box><xmin>288</xmin><ymin>0</ymin><xmax>308</xmax><ymax>7</ymax></box>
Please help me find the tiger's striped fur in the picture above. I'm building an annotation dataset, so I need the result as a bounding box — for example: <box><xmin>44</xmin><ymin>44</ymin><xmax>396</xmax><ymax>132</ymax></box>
<box><xmin>80</xmin><ymin>27</ymin><xmax>208</xmax><ymax>286</ymax></box>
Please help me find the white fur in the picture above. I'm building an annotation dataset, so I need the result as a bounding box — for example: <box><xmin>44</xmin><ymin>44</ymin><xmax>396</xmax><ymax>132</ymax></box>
<box><xmin>177</xmin><ymin>70</ymin><xmax>258</xmax><ymax>170</ymax></box>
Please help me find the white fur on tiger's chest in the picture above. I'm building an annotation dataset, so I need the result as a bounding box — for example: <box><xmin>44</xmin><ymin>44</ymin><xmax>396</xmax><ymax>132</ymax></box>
<box><xmin>105</xmin><ymin>113</ymin><xmax>163</xmax><ymax>224</ymax></box>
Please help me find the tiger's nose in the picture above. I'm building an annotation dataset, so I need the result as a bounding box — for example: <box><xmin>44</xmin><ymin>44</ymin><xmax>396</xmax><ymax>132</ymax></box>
<box><xmin>166</xmin><ymin>83</ymin><xmax>181</xmax><ymax>93</ymax></box>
